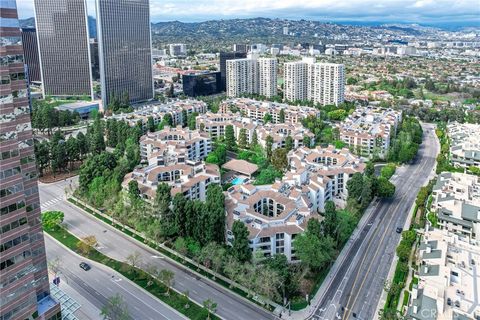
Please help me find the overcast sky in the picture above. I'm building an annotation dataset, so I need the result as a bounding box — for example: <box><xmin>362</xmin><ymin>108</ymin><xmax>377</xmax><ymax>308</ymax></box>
<box><xmin>16</xmin><ymin>0</ymin><xmax>480</xmax><ymax>26</ymax></box>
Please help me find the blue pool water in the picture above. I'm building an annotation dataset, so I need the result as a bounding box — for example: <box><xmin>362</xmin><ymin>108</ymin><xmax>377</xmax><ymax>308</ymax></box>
<box><xmin>231</xmin><ymin>177</ymin><xmax>246</xmax><ymax>185</ymax></box>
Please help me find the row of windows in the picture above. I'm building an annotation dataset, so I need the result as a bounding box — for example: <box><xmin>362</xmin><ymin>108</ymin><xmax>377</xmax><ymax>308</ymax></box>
<box><xmin>0</xmin><ymin>234</ymin><xmax>29</xmax><ymax>253</ymax></box>
<box><xmin>0</xmin><ymin>54</ymin><xmax>23</xmax><ymax>66</ymax></box>
<box><xmin>20</xmin><ymin>155</ymin><xmax>35</xmax><ymax>165</ymax></box>
<box><xmin>0</xmin><ymin>264</ymin><xmax>35</xmax><ymax>289</ymax></box>
<box><xmin>0</xmin><ymin>216</ymin><xmax>28</xmax><ymax>235</ymax></box>
<box><xmin>0</xmin><ymin>249</ymin><xmax>31</xmax><ymax>271</ymax></box>
<box><xmin>0</xmin><ymin>166</ymin><xmax>21</xmax><ymax>179</ymax></box>
<box><xmin>0</xmin><ymin>149</ymin><xmax>19</xmax><ymax>160</ymax></box>
<box><xmin>0</xmin><ymin>293</ymin><xmax>36</xmax><ymax>320</ymax></box>
<box><xmin>0</xmin><ymin>200</ymin><xmax>25</xmax><ymax>216</ymax></box>
<box><xmin>0</xmin><ymin>182</ymin><xmax>23</xmax><ymax>198</ymax></box>
<box><xmin>0</xmin><ymin>36</ymin><xmax>22</xmax><ymax>47</ymax></box>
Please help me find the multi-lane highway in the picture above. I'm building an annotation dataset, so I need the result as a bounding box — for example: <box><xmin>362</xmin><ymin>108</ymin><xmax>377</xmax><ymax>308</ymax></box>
<box><xmin>39</xmin><ymin>180</ymin><xmax>275</xmax><ymax>320</ymax></box>
<box><xmin>45</xmin><ymin>236</ymin><xmax>186</xmax><ymax>320</ymax></box>
<box><xmin>308</xmin><ymin>123</ymin><xmax>439</xmax><ymax>320</ymax></box>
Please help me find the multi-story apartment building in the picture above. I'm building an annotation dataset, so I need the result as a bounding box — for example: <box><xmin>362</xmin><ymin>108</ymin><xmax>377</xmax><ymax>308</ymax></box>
<box><xmin>288</xmin><ymin>145</ymin><xmax>366</xmax><ymax>204</ymax></box>
<box><xmin>226</xmin><ymin>54</ymin><xmax>277</xmax><ymax>98</ymax></box>
<box><xmin>225</xmin><ymin>183</ymin><xmax>320</xmax><ymax>261</ymax></box>
<box><xmin>169</xmin><ymin>44</ymin><xmax>187</xmax><ymax>57</ymax></box>
<box><xmin>20</xmin><ymin>28</ymin><xmax>41</xmax><ymax>82</ymax></box>
<box><xmin>1</xmin><ymin>1</ymin><xmax>61</xmax><ymax>319</ymax></box>
<box><xmin>196</xmin><ymin>112</ymin><xmax>315</xmax><ymax>149</ymax></box>
<box><xmin>34</xmin><ymin>0</ymin><xmax>93</xmax><ymax>98</ymax></box>
<box><xmin>338</xmin><ymin>106</ymin><xmax>402</xmax><ymax>158</ymax></box>
<box><xmin>106</xmin><ymin>99</ymin><xmax>207</xmax><ymax>130</ymax></box>
<box><xmin>219</xmin><ymin>98</ymin><xmax>320</xmax><ymax>124</ymax></box>
<box><xmin>447</xmin><ymin>122</ymin><xmax>480</xmax><ymax>169</ymax></box>
<box><xmin>96</xmin><ymin>0</ymin><xmax>154</xmax><ymax>106</ymax></box>
<box><xmin>431</xmin><ymin>172</ymin><xmax>480</xmax><ymax>240</ymax></box>
<box><xmin>225</xmin><ymin>145</ymin><xmax>364</xmax><ymax>261</ymax></box>
<box><xmin>139</xmin><ymin>126</ymin><xmax>212</xmax><ymax>162</ymax></box>
<box><xmin>407</xmin><ymin>228</ymin><xmax>480</xmax><ymax>320</ymax></box>
<box><xmin>219</xmin><ymin>51</ymin><xmax>247</xmax><ymax>92</ymax></box>
<box><xmin>284</xmin><ymin>58</ymin><xmax>345</xmax><ymax>106</ymax></box>
<box><xmin>123</xmin><ymin>128</ymin><xmax>219</xmax><ymax>202</ymax></box>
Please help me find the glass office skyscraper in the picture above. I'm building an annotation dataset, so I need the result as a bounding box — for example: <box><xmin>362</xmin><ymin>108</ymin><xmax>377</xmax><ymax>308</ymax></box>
<box><xmin>96</xmin><ymin>0</ymin><xmax>154</xmax><ymax>107</ymax></box>
<box><xmin>34</xmin><ymin>0</ymin><xmax>93</xmax><ymax>98</ymax></box>
<box><xmin>0</xmin><ymin>1</ymin><xmax>61</xmax><ymax>319</ymax></box>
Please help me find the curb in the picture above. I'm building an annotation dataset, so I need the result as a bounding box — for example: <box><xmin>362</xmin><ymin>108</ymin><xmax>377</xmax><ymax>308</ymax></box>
<box><xmin>45</xmin><ymin>233</ymin><xmax>189</xmax><ymax>320</ymax></box>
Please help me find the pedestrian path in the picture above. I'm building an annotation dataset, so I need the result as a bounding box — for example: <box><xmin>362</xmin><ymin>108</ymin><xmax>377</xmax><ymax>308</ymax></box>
<box><xmin>41</xmin><ymin>196</ymin><xmax>64</xmax><ymax>212</ymax></box>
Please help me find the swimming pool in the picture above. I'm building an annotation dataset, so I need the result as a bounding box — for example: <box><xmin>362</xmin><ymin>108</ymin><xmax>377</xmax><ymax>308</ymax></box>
<box><xmin>231</xmin><ymin>177</ymin><xmax>246</xmax><ymax>185</ymax></box>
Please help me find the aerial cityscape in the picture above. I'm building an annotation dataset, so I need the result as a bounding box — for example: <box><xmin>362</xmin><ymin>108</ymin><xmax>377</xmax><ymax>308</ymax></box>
<box><xmin>1</xmin><ymin>0</ymin><xmax>479</xmax><ymax>320</ymax></box>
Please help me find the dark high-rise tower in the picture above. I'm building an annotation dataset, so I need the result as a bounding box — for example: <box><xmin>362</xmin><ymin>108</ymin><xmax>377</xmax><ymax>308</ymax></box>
<box><xmin>34</xmin><ymin>0</ymin><xmax>93</xmax><ymax>98</ymax></box>
<box><xmin>96</xmin><ymin>0</ymin><xmax>154</xmax><ymax>107</ymax></box>
<box><xmin>0</xmin><ymin>1</ymin><xmax>61</xmax><ymax>319</ymax></box>
<box><xmin>219</xmin><ymin>51</ymin><xmax>247</xmax><ymax>92</ymax></box>
<box><xmin>20</xmin><ymin>28</ymin><xmax>41</xmax><ymax>82</ymax></box>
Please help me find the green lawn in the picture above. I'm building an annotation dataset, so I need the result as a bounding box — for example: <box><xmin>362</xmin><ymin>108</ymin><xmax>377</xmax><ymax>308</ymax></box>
<box><xmin>46</xmin><ymin>226</ymin><xmax>218</xmax><ymax>320</ymax></box>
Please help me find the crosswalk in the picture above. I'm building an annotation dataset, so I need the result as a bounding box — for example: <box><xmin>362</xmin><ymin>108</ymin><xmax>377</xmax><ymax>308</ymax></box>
<box><xmin>41</xmin><ymin>196</ymin><xmax>64</xmax><ymax>212</ymax></box>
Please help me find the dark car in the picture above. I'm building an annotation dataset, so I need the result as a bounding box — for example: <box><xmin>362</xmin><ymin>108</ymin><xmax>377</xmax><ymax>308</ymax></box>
<box><xmin>79</xmin><ymin>262</ymin><xmax>91</xmax><ymax>271</ymax></box>
<box><xmin>396</xmin><ymin>227</ymin><xmax>403</xmax><ymax>234</ymax></box>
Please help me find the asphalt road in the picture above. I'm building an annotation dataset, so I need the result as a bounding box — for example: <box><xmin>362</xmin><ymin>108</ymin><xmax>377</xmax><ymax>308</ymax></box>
<box><xmin>39</xmin><ymin>180</ymin><xmax>275</xmax><ymax>320</ymax></box>
<box><xmin>44</xmin><ymin>236</ymin><xmax>186</xmax><ymax>320</ymax></box>
<box><xmin>312</xmin><ymin>123</ymin><xmax>439</xmax><ymax>320</ymax></box>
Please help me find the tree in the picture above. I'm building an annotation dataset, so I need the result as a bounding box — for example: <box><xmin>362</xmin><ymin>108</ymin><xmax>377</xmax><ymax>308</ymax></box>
<box><xmin>48</xmin><ymin>257</ymin><xmax>62</xmax><ymax>279</ymax></box>
<box><xmin>265</xmin><ymin>135</ymin><xmax>274</xmax><ymax>162</ymax></box>
<box><xmin>127</xmin><ymin>180</ymin><xmax>140</xmax><ymax>200</ymax></box>
<box><xmin>166</xmin><ymin>83</ymin><xmax>175</xmax><ymax>97</ymax></box>
<box><xmin>271</xmin><ymin>148</ymin><xmax>288</xmax><ymax>171</ymax></box>
<box><xmin>100</xmin><ymin>294</ymin><xmax>131</xmax><ymax>320</ymax></box>
<box><xmin>279</xmin><ymin>109</ymin><xmax>285</xmax><ymax>123</ymax></box>
<box><xmin>347</xmin><ymin>173</ymin><xmax>363</xmax><ymax>200</ymax></box>
<box><xmin>263</xmin><ymin>113</ymin><xmax>273</xmax><ymax>123</ymax></box>
<box><xmin>125</xmin><ymin>251</ymin><xmax>142</xmax><ymax>276</ymax></box>
<box><xmin>158</xmin><ymin>269</ymin><xmax>175</xmax><ymax>295</ymax></box>
<box><xmin>323</xmin><ymin>201</ymin><xmax>337</xmax><ymax>238</ymax></box>
<box><xmin>376</xmin><ymin>177</ymin><xmax>396</xmax><ymax>198</ymax></box>
<box><xmin>34</xmin><ymin>141</ymin><xmax>50</xmax><ymax>176</ymax></box>
<box><xmin>238</xmin><ymin>128</ymin><xmax>248</xmax><ymax>149</ymax></box>
<box><xmin>147</xmin><ymin>116</ymin><xmax>155</xmax><ymax>132</ymax></box>
<box><xmin>303</xmin><ymin>135</ymin><xmax>311</xmax><ymax>148</ymax></box>
<box><xmin>294</xmin><ymin>219</ymin><xmax>335</xmax><ymax>270</ymax></box>
<box><xmin>41</xmin><ymin>211</ymin><xmax>64</xmax><ymax>231</ymax></box>
<box><xmin>231</xmin><ymin>220</ymin><xmax>251</xmax><ymax>263</ymax></box>
<box><xmin>251</xmin><ymin>131</ymin><xmax>258</xmax><ymax>147</ymax></box>
<box><xmin>225</xmin><ymin>125</ymin><xmax>236</xmax><ymax>150</ymax></box>
<box><xmin>285</xmin><ymin>135</ymin><xmax>294</xmax><ymax>151</ymax></box>
<box><xmin>77</xmin><ymin>235</ymin><xmax>98</xmax><ymax>255</ymax></box>
<box><xmin>203</xmin><ymin>299</ymin><xmax>217</xmax><ymax>320</ymax></box>
<box><xmin>172</xmin><ymin>193</ymin><xmax>188</xmax><ymax>237</ymax></box>
<box><xmin>365</xmin><ymin>161</ymin><xmax>375</xmax><ymax>177</ymax></box>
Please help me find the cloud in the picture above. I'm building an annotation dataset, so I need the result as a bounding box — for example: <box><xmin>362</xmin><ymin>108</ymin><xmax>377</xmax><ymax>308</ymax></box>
<box><xmin>16</xmin><ymin>0</ymin><xmax>480</xmax><ymax>25</ymax></box>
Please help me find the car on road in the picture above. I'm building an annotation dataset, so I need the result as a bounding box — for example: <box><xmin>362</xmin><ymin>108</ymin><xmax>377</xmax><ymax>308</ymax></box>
<box><xmin>79</xmin><ymin>262</ymin><xmax>91</xmax><ymax>271</ymax></box>
<box><xmin>396</xmin><ymin>227</ymin><xmax>403</xmax><ymax>233</ymax></box>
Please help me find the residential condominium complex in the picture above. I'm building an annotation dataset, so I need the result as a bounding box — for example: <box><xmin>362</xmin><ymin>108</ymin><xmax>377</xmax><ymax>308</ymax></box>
<box><xmin>226</xmin><ymin>54</ymin><xmax>277</xmax><ymax>98</ymax></box>
<box><xmin>225</xmin><ymin>145</ymin><xmax>364</xmax><ymax>261</ymax></box>
<box><xmin>96</xmin><ymin>0</ymin><xmax>154</xmax><ymax>106</ymax></box>
<box><xmin>407</xmin><ymin>228</ymin><xmax>480</xmax><ymax>320</ymax></box>
<box><xmin>431</xmin><ymin>172</ymin><xmax>480</xmax><ymax>240</ymax></box>
<box><xmin>219</xmin><ymin>51</ymin><xmax>247</xmax><ymax>91</ymax></box>
<box><xmin>106</xmin><ymin>99</ymin><xmax>207</xmax><ymax>131</ymax></box>
<box><xmin>1</xmin><ymin>1</ymin><xmax>61</xmax><ymax>319</ymax></box>
<box><xmin>34</xmin><ymin>0</ymin><xmax>93</xmax><ymax>98</ymax></box>
<box><xmin>284</xmin><ymin>57</ymin><xmax>345</xmax><ymax>106</ymax></box>
<box><xmin>338</xmin><ymin>106</ymin><xmax>402</xmax><ymax>158</ymax></box>
<box><xmin>123</xmin><ymin>127</ymin><xmax>219</xmax><ymax>202</ymax></box>
<box><xmin>196</xmin><ymin>112</ymin><xmax>315</xmax><ymax>149</ymax></box>
<box><xmin>447</xmin><ymin>122</ymin><xmax>480</xmax><ymax>169</ymax></box>
<box><xmin>219</xmin><ymin>98</ymin><xmax>320</xmax><ymax>124</ymax></box>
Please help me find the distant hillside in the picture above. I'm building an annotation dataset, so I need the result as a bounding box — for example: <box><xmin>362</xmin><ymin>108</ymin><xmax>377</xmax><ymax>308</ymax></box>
<box><xmin>19</xmin><ymin>16</ymin><xmax>97</xmax><ymax>38</ymax></box>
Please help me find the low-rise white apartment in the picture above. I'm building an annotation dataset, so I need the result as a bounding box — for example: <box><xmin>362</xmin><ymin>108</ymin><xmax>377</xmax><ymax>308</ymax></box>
<box><xmin>196</xmin><ymin>112</ymin><xmax>315</xmax><ymax>149</ymax></box>
<box><xmin>407</xmin><ymin>228</ymin><xmax>480</xmax><ymax>320</ymax></box>
<box><xmin>432</xmin><ymin>172</ymin><xmax>480</xmax><ymax>241</ymax></box>
<box><xmin>219</xmin><ymin>98</ymin><xmax>320</xmax><ymax>124</ymax></box>
<box><xmin>284</xmin><ymin>57</ymin><xmax>345</xmax><ymax>106</ymax></box>
<box><xmin>338</xmin><ymin>106</ymin><xmax>402</xmax><ymax>158</ymax></box>
<box><xmin>226</xmin><ymin>53</ymin><xmax>277</xmax><ymax>98</ymax></box>
<box><xmin>123</xmin><ymin>127</ymin><xmax>220</xmax><ymax>202</ymax></box>
<box><xmin>106</xmin><ymin>99</ymin><xmax>207</xmax><ymax>130</ymax></box>
<box><xmin>224</xmin><ymin>145</ymin><xmax>364</xmax><ymax>261</ymax></box>
<box><xmin>447</xmin><ymin>122</ymin><xmax>480</xmax><ymax>169</ymax></box>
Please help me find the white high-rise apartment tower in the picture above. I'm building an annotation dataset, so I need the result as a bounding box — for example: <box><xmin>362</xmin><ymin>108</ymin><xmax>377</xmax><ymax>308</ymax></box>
<box><xmin>284</xmin><ymin>59</ymin><xmax>345</xmax><ymax>106</ymax></box>
<box><xmin>226</xmin><ymin>54</ymin><xmax>277</xmax><ymax>98</ymax></box>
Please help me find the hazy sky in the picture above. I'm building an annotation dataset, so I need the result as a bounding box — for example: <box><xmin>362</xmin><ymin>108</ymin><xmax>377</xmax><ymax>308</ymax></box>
<box><xmin>16</xmin><ymin>0</ymin><xmax>480</xmax><ymax>25</ymax></box>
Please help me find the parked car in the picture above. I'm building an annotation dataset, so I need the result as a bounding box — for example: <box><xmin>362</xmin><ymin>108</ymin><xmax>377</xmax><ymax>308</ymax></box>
<box><xmin>396</xmin><ymin>227</ymin><xmax>403</xmax><ymax>233</ymax></box>
<box><xmin>79</xmin><ymin>262</ymin><xmax>91</xmax><ymax>271</ymax></box>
